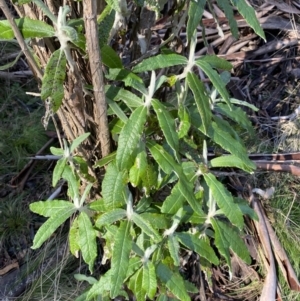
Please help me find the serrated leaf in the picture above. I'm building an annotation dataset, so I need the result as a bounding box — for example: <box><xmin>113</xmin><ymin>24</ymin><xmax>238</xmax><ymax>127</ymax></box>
<box><xmin>88</xmin><ymin>199</ymin><xmax>106</xmax><ymax>212</ymax></box>
<box><xmin>230</xmin><ymin>0</ymin><xmax>265</xmax><ymax>40</ymax></box>
<box><xmin>95</xmin><ymin>208</ymin><xmax>127</xmax><ymax>228</ymax></box>
<box><xmin>141</xmin><ymin>163</ymin><xmax>158</xmax><ymax>196</ymax></box>
<box><xmin>152</xmin><ymin>99</ymin><xmax>179</xmax><ymax>160</ymax></box>
<box><xmin>210</xmin><ymin>155</ymin><xmax>253</xmax><ymax>173</ymax></box>
<box><xmin>98</xmin><ymin>5</ymin><xmax>115</xmax><ymax>48</ymax></box>
<box><xmin>147</xmin><ymin>141</ymin><xmax>181</xmax><ymax>175</ymax></box>
<box><xmin>62</xmin><ymin>165</ymin><xmax>80</xmax><ymax>200</ymax></box>
<box><xmin>186</xmin><ymin>0</ymin><xmax>206</xmax><ymax>42</ymax></box>
<box><xmin>116</xmin><ymin>106</ymin><xmax>147</xmax><ymax>170</ymax></box>
<box><xmin>69</xmin><ymin>216</ymin><xmax>80</xmax><ymax>256</ymax></box>
<box><xmin>161</xmin><ymin>183</ymin><xmax>185</xmax><ymax>214</ymax></box>
<box><xmin>132</xmin><ymin>54</ymin><xmax>188</xmax><ymax>73</ymax></box>
<box><xmin>78</xmin><ymin>212</ymin><xmax>97</xmax><ymax>273</ymax></box>
<box><xmin>142</xmin><ymin>262</ymin><xmax>157</xmax><ymax>299</ymax></box>
<box><xmin>102</xmin><ymin>162</ymin><xmax>127</xmax><ymax>209</ymax></box>
<box><xmin>31</xmin><ymin>207</ymin><xmax>76</xmax><ymax>249</ymax></box>
<box><xmin>178</xmin><ymin>106</ymin><xmax>191</xmax><ymax>138</ymax></box>
<box><xmin>156</xmin><ymin>263</ymin><xmax>190</xmax><ymax>301</ymax></box>
<box><xmin>226</xmin><ymin>98</ymin><xmax>259</xmax><ymax>111</ymax></box>
<box><xmin>30</xmin><ymin>200</ymin><xmax>75</xmax><ymax>217</ymax></box>
<box><xmin>128</xmin><ymin>268</ymin><xmax>146</xmax><ymax>301</ymax></box>
<box><xmin>52</xmin><ymin>157</ymin><xmax>67</xmax><ymax>187</ymax></box>
<box><xmin>105</xmin><ymin>85</ymin><xmax>143</xmax><ymax>108</ymax></box>
<box><xmin>129</xmin><ymin>150</ymin><xmax>148</xmax><ymax>187</ymax></box>
<box><xmin>41</xmin><ymin>49</ymin><xmax>66</xmax><ymax>112</ymax></box>
<box><xmin>176</xmin><ymin>232</ymin><xmax>219</xmax><ymax>265</ymax></box>
<box><xmin>215</xmin><ymin>103</ymin><xmax>254</xmax><ymax>135</ymax></box>
<box><xmin>110</xmin><ymin>221</ymin><xmax>132</xmax><ymax>298</ymax></box>
<box><xmin>140</xmin><ymin>212</ymin><xmax>169</xmax><ymax>229</ymax></box>
<box><xmin>211</xmin><ymin>218</ymin><xmax>251</xmax><ymax>268</ymax></box>
<box><xmin>200</xmin><ymin>55</ymin><xmax>233</xmax><ymax>70</ymax></box>
<box><xmin>215</xmin><ymin>0</ymin><xmax>238</xmax><ymax>38</ymax></box>
<box><xmin>195</xmin><ymin>59</ymin><xmax>230</xmax><ymax>106</ymax></box>
<box><xmin>101</xmin><ymin>44</ymin><xmax>123</xmax><ymax>68</ymax></box>
<box><xmin>187</xmin><ymin>72</ymin><xmax>212</xmax><ymax>134</ymax></box>
<box><xmin>204</xmin><ymin>173</ymin><xmax>244</xmax><ymax>229</ymax></box>
<box><xmin>132</xmin><ymin>213</ymin><xmax>161</xmax><ymax>242</ymax></box>
<box><xmin>70</xmin><ymin>132</ymin><xmax>90</xmax><ymax>153</ymax></box>
<box><xmin>205</xmin><ymin>122</ymin><xmax>256</xmax><ymax>171</ymax></box>
<box><xmin>0</xmin><ymin>18</ymin><xmax>55</xmax><ymax>39</ymax></box>
<box><xmin>168</xmin><ymin>235</ymin><xmax>180</xmax><ymax>266</ymax></box>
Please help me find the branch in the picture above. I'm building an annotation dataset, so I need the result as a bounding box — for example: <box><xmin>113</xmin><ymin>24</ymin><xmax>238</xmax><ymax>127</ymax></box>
<box><xmin>83</xmin><ymin>0</ymin><xmax>111</xmax><ymax>158</ymax></box>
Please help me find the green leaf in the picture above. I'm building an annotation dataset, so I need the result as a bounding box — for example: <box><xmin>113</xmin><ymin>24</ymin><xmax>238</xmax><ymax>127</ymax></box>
<box><xmin>132</xmin><ymin>213</ymin><xmax>161</xmax><ymax>242</ymax></box>
<box><xmin>101</xmin><ymin>44</ymin><xmax>123</xmax><ymax>68</ymax></box>
<box><xmin>50</xmin><ymin>146</ymin><xmax>64</xmax><ymax>156</ymax></box>
<box><xmin>98</xmin><ymin>5</ymin><xmax>115</xmax><ymax>48</ymax></box>
<box><xmin>142</xmin><ymin>262</ymin><xmax>157</xmax><ymax>299</ymax></box>
<box><xmin>41</xmin><ymin>49</ymin><xmax>66</xmax><ymax>112</ymax></box>
<box><xmin>95</xmin><ymin>208</ymin><xmax>127</xmax><ymax>228</ymax></box>
<box><xmin>52</xmin><ymin>157</ymin><xmax>67</xmax><ymax>187</ymax></box>
<box><xmin>0</xmin><ymin>17</ymin><xmax>55</xmax><ymax>39</ymax></box>
<box><xmin>105</xmin><ymin>85</ymin><xmax>143</xmax><ymax>108</ymax></box>
<box><xmin>128</xmin><ymin>268</ymin><xmax>146</xmax><ymax>301</ymax></box>
<box><xmin>168</xmin><ymin>234</ymin><xmax>180</xmax><ymax>266</ymax></box>
<box><xmin>161</xmin><ymin>183</ymin><xmax>185</xmax><ymax>214</ymax></box>
<box><xmin>74</xmin><ymin>273</ymin><xmax>97</xmax><ymax>285</ymax></box>
<box><xmin>30</xmin><ymin>200</ymin><xmax>75</xmax><ymax>217</ymax></box>
<box><xmin>140</xmin><ymin>163</ymin><xmax>158</xmax><ymax>196</ymax></box>
<box><xmin>78</xmin><ymin>212</ymin><xmax>97</xmax><ymax>273</ymax></box>
<box><xmin>204</xmin><ymin>173</ymin><xmax>244</xmax><ymax>229</ymax></box>
<box><xmin>215</xmin><ymin>103</ymin><xmax>254</xmax><ymax>135</ymax></box>
<box><xmin>224</xmin><ymin>98</ymin><xmax>259</xmax><ymax>111</ymax></box>
<box><xmin>147</xmin><ymin>141</ymin><xmax>181</xmax><ymax>175</ymax></box>
<box><xmin>129</xmin><ymin>149</ymin><xmax>148</xmax><ymax>187</ymax></box>
<box><xmin>186</xmin><ymin>0</ymin><xmax>206</xmax><ymax>42</ymax></box>
<box><xmin>107</xmin><ymin>97</ymin><xmax>128</xmax><ymax>123</ymax></box>
<box><xmin>69</xmin><ymin>217</ymin><xmax>80</xmax><ymax>256</ymax></box>
<box><xmin>211</xmin><ymin>218</ymin><xmax>251</xmax><ymax>267</ymax></box>
<box><xmin>200</xmin><ymin>55</ymin><xmax>233</xmax><ymax>70</ymax></box>
<box><xmin>31</xmin><ymin>207</ymin><xmax>76</xmax><ymax>249</ymax></box>
<box><xmin>156</xmin><ymin>263</ymin><xmax>190</xmax><ymax>301</ymax></box>
<box><xmin>132</xmin><ymin>54</ymin><xmax>188</xmax><ymax>73</ymax></box>
<box><xmin>210</xmin><ymin>155</ymin><xmax>254</xmax><ymax>173</ymax></box>
<box><xmin>176</xmin><ymin>232</ymin><xmax>219</xmax><ymax>265</ymax></box>
<box><xmin>110</xmin><ymin>221</ymin><xmax>132</xmax><ymax>298</ymax></box>
<box><xmin>205</xmin><ymin>122</ymin><xmax>256</xmax><ymax>171</ymax></box>
<box><xmin>102</xmin><ymin>162</ymin><xmax>127</xmax><ymax>210</ymax></box>
<box><xmin>62</xmin><ymin>165</ymin><xmax>80</xmax><ymax>200</ymax></box>
<box><xmin>152</xmin><ymin>99</ymin><xmax>179</xmax><ymax>160</ymax></box>
<box><xmin>195</xmin><ymin>59</ymin><xmax>230</xmax><ymax>106</ymax></box>
<box><xmin>215</xmin><ymin>0</ymin><xmax>238</xmax><ymax>38</ymax></box>
<box><xmin>140</xmin><ymin>212</ymin><xmax>169</xmax><ymax>229</ymax></box>
<box><xmin>230</xmin><ymin>0</ymin><xmax>266</xmax><ymax>40</ymax></box>
<box><xmin>187</xmin><ymin>72</ymin><xmax>212</xmax><ymax>134</ymax></box>
<box><xmin>94</xmin><ymin>151</ymin><xmax>116</xmax><ymax>168</ymax></box>
<box><xmin>88</xmin><ymin>199</ymin><xmax>106</xmax><ymax>212</ymax></box>
<box><xmin>178</xmin><ymin>106</ymin><xmax>191</xmax><ymax>139</ymax></box>
<box><xmin>116</xmin><ymin>106</ymin><xmax>147</xmax><ymax>170</ymax></box>
<box><xmin>70</xmin><ymin>132</ymin><xmax>90</xmax><ymax>153</ymax></box>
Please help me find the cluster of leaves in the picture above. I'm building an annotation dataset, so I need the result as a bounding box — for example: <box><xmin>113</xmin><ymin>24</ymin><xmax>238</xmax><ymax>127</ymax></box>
<box><xmin>0</xmin><ymin>0</ymin><xmax>266</xmax><ymax>299</ymax></box>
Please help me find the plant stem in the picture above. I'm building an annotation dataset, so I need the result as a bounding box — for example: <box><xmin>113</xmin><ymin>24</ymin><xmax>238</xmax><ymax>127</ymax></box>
<box><xmin>83</xmin><ymin>0</ymin><xmax>111</xmax><ymax>158</ymax></box>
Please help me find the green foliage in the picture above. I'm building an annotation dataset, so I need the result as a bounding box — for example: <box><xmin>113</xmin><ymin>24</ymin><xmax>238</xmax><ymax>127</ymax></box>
<box><xmin>2</xmin><ymin>0</ymin><xmax>267</xmax><ymax>299</ymax></box>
